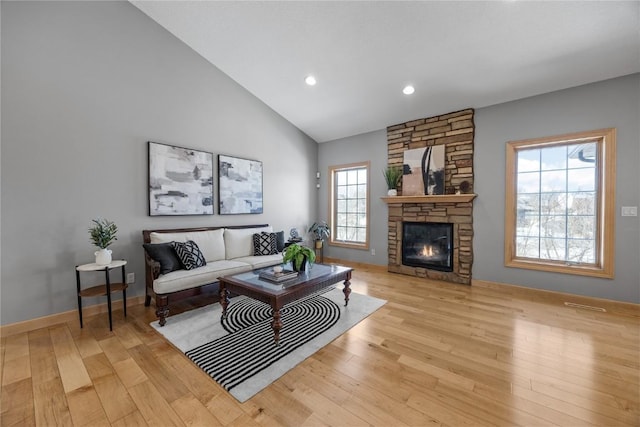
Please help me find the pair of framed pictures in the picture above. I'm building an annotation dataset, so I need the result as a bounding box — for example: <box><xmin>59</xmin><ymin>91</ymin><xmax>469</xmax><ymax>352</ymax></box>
<box><xmin>148</xmin><ymin>141</ymin><xmax>263</xmax><ymax>216</ymax></box>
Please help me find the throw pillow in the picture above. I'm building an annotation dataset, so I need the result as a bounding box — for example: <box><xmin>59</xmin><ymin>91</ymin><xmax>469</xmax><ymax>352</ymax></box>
<box><xmin>142</xmin><ymin>242</ymin><xmax>183</xmax><ymax>275</ymax></box>
<box><xmin>253</xmin><ymin>232</ymin><xmax>277</xmax><ymax>256</ymax></box>
<box><xmin>274</xmin><ymin>230</ymin><xmax>285</xmax><ymax>252</ymax></box>
<box><xmin>172</xmin><ymin>240</ymin><xmax>206</xmax><ymax>270</ymax></box>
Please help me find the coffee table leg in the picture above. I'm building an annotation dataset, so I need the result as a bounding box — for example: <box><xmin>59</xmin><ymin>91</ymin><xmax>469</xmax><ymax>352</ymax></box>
<box><xmin>271</xmin><ymin>308</ymin><xmax>282</xmax><ymax>345</ymax></box>
<box><xmin>220</xmin><ymin>283</ymin><xmax>229</xmax><ymax>319</ymax></box>
<box><xmin>343</xmin><ymin>277</ymin><xmax>351</xmax><ymax>307</ymax></box>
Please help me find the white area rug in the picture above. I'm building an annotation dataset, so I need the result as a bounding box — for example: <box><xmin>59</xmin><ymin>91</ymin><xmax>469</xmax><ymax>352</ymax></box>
<box><xmin>151</xmin><ymin>288</ymin><xmax>386</xmax><ymax>402</ymax></box>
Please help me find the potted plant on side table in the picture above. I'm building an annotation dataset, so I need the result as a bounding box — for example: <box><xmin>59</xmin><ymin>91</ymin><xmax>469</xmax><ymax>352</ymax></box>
<box><xmin>89</xmin><ymin>218</ymin><xmax>118</xmax><ymax>265</ymax></box>
<box><xmin>282</xmin><ymin>243</ymin><xmax>316</xmax><ymax>272</ymax></box>
<box><xmin>308</xmin><ymin>221</ymin><xmax>330</xmax><ymax>249</ymax></box>
<box><xmin>383</xmin><ymin>165</ymin><xmax>403</xmax><ymax>196</ymax></box>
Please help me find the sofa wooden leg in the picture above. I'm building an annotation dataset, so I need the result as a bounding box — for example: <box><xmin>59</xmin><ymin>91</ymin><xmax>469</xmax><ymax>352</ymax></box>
<box><xmin>156</xmin><ymin>295</ymin><xmax>169</xmax><ymax>326</ymax></box>
<box><xmin>144</xmin><ymin>292</ymin><xmax>151</xmax><ymax>307</ymax></box>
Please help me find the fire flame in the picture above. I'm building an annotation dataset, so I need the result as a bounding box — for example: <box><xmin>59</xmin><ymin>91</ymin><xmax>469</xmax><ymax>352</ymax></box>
<box><xmin>421</xmin><ymin>245</ymin><xmax>435</xmax><ymax>257</ymax></box>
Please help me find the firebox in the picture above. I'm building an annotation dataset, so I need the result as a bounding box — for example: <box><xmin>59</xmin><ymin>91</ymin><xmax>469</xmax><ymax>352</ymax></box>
<box><xmin>402</xmin><ymin>222</ymin><xmax>453</xmax><ymax>272</ymax></box>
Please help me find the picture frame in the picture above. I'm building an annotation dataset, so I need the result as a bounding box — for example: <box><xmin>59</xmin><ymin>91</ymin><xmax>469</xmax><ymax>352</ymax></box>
<box><xmin>402</xmin><ymin>145</ymin><xmax>445</xmax><ymax>196</ymax></box>
<box><xmin>218</xmin><ymin>154</ymin><xmax>263</xmax><ymax>214</ymax></box>
<box><xmin>148</xmin><ymin>141</ymin><xmax>214</xmax><ymax>216</ymax></box>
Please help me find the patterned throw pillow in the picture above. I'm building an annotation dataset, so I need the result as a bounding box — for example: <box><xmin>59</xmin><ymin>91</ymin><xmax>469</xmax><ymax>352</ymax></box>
<box><xmin>172</xmin><ymin>240</ymin><xmax>206</xmax><ymax>270</ymax></box>
<box><xmin>253</xmin><ymin>232</ymin><xmax>277</xmax><ymax>256</ymax></box>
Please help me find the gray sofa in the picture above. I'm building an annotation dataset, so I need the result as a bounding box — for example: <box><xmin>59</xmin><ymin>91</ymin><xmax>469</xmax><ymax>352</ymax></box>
<box><xmin>143</xmin><ymin>224</ymin><xmax>282</xmax><ymax>325</ymax></box>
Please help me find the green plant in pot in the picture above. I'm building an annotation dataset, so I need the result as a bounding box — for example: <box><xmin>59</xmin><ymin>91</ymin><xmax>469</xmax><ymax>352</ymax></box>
<box><xmin>383</xmin><ymin>165</ymin><xmax>403</xmax><ymax>196</ymax></box>
<box><xmin>282</xmin><ymin>243</ymin><xmax>316</xmax><ymax>272</ymax></box>
<box><xmin>89</xmin><ymin>218</ymin><xmax>118</xmax><ymax>265</ymax></box>
<box><xmin>308</xmin><ymin>221</ymin><xmax>330</xmax><ymax>249</ymax></box>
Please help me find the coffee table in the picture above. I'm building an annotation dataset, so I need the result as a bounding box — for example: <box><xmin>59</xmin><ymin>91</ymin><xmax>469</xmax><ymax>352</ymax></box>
<box><xmin>218</xmin><ymin>263</ymin><xmax>353</xmax><ymax>345</ymax></box>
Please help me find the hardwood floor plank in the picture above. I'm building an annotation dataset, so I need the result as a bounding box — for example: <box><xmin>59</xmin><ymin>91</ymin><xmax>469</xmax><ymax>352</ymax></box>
<box><xmin>32</xmin><ymin>377</ymin><xmax>72</xmax><ymax>426</ymax></box>
<box><xmin>170</xmin><ymin>393</ymin><xmax>224</xmax><ymax>426</ymax></box>
<box><xmin>2</xmin><ymin>333</ymin><xmax>30</xmax><ymax>386</ymax></box>
<box><xmin>127</xmin><ymin>380</ymin><xmax>186</xmax><ymax>426</ymax></box>
<box><xmin>66</xmin><ymin>385</ymin><xmax>110</xmax><ymax>427</ymax></box>
<box><xmin>0</xmin><ymin>378</ymin><xmax>35</xmax><ymax>426</ymax></box>
<box><xmin>112</xmin><ymin>358</ymin><xmax>148</xmax><ymax>389</ymax></box>
<box><xmin>28</xmin><ymin>329</ymin><xmax>59</xmax><ymax>386</ymax></box>
<box><xmin>49</xmin><ymin>325</ymin><xmax>92</xmax><ymax>393</ymax></box>
<box><xmin>92</xmin><ymin>373</ymin><xmax>138</xmax><ymax>423</ymax></box>
<box><xmin>111</xmin><ymin>410</ymin><xmax>149</xmax><ymax>427</ymax></box>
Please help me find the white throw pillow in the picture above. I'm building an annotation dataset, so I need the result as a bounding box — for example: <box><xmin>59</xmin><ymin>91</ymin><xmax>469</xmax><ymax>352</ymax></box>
<box><xmin>224</xmin><ymin>226</ymin><xmax>272</xmax><ymax>259</ymax></box>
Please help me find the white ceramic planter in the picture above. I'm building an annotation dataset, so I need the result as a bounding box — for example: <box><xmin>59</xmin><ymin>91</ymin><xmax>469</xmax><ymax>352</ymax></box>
<box><xmin>95</xmin><ymin>248</ymin><xmax>113</xmax><ymax>265</ymax></box>
<box><xmin>387</xmin><ymin>189</ymin><xmax>398</xmax><ymax>196</ymax></box>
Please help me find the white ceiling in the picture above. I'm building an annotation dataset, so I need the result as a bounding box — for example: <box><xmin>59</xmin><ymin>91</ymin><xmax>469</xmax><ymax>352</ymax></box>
<box><xmin>131</xmin><ymin>1</ymin><xmax>640</xmax><ymax>143</ymax></box>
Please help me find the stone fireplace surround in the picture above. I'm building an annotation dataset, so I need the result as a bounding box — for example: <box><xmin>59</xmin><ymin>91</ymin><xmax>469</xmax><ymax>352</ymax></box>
<box><xmin>384</xmin><ymin>109</ymin><xmax>475</xmax><ymax>285</ymax></box>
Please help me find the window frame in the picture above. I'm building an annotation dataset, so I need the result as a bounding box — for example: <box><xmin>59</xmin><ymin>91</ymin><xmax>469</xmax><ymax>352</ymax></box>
<box><xmin>328</xmin><ymin>161</ymin><xmax>370</xmax><ymax>250</ymax></box>
<box><xmin>504</xmin><ymin>128</ymin><xmax>616</xmax><ymax>278</ymax></box>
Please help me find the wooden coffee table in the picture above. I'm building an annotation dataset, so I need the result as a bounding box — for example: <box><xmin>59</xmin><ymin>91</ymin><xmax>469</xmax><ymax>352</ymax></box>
<box><xmin>218</xmin><ymin>264</ymin><xmax>353</xmax><ymax>345</ymax></box>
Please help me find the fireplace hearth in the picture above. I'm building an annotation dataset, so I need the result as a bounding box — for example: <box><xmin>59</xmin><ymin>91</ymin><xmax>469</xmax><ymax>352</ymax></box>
<box><xmin>402</xmin><ymin>222</ymin><xmax>453</xmax><ymax>272</ymax></box>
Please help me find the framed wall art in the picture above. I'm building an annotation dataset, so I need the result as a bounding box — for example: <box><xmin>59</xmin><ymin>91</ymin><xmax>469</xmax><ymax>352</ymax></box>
<box><xmin>218</xmin><ymin>154</ymin><xmax>263</xmax><ymax>214</ymax></box>
<box><xmin>402</xmin><ymin>145</ymin><xmax>445</xmax><ymax>195</ymax></box>
<box><xmin>148</xmin><ymin>141</ymin><xmax>214</xmax><ymax>216</ymax></box>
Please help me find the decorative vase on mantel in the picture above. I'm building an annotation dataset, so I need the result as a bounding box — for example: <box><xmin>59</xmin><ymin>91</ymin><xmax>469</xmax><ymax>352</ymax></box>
<box><xmin>95</xmin><ymin>248</ymin><xmax>113</xmax><ymax>265</ymax></box>
<box><xmin>387</xmin><ymin>189</ymin><xmax>398</xmax><ymax>196</ymax></box>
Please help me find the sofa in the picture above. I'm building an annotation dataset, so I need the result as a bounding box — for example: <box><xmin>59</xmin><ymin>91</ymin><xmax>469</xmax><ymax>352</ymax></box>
<box><xmin>142</xmin><ymin>224</ymin><xmax>284</xmax><ymax>326</ymax></box>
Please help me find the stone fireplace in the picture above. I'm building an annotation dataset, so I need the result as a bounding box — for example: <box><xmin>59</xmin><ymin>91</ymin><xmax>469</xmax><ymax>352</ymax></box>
<box><xmin>384</xmin><ymin>109</ymin><xmax>475</xmax><ymax>285</ymax></box>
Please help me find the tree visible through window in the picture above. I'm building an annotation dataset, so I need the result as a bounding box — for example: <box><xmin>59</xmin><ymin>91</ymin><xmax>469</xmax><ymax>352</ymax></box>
<box><xmin>505</xmin><ymin>129</ymin><xmax>615</xmax><ymax>278</ymax></box>
<box><xmin>329</xmin><ymin>162</ymin><xmax>369</xmax><ymax>249</ymax></box>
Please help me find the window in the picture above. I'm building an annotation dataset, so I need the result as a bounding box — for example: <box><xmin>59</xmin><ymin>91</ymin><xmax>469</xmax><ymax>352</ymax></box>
<box><xmin>505</xmin><ymin>128</ymin><xmax>615</xmax><ymax>278</ymax></box>
<box><xmin>329</xmin><ymin>162</ymin><xmax>370</xmax><ymax>249</ymax></box>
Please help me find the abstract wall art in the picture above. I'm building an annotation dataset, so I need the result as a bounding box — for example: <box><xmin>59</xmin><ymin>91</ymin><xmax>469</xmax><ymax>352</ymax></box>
<box><xmin>148</xmin><ymin>141</ymin><xmax>214</xmax><ymax>216</ymax></box>
<box><xmin>402</xmin><ymin>145</ymin><xmax>445</xmax><ymax>195</ymax></box>
<box><xmin>218</xmin><ymin>154</ymin><xmax>263</xmax><ymax>214</ymax></box>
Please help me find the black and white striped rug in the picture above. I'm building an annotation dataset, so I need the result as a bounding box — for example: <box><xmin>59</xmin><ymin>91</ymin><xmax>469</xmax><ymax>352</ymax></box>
<box><xmin>151</xmin><ymin>287</ymin><xmax>386</xmax><ymax>402</ymax></box>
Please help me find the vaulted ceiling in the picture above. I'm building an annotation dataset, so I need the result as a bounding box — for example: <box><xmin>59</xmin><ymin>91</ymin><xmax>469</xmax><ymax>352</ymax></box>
<box><xmin>131</xmin><ymin>1</ymin><xmax>640</xmax><ymax>142</ymax></box>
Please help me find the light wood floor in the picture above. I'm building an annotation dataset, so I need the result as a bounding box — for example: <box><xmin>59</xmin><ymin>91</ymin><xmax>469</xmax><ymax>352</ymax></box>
<box><xmin>2</xmin><ymin>262</ymin><xmax>639</xmax><ymax>426</ymax></box>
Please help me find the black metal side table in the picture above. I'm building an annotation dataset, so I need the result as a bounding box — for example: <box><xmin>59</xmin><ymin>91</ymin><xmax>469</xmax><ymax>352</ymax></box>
<box><xmin>76</xmin><ymin>260</ymin><xmax>127</xmax><ymax>331</ymax></box>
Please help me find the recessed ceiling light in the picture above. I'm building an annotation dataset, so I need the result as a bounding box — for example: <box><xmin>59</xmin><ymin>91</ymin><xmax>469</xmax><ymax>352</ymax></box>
<box><xmin>403</xmin><ymin>85</ymin><xmax>415</xmax><ymax>95</ymax></box>
<box><xmin>305</xmin><ymin>75</ymin><xmax>317</xmax><ymax>86</ymax></box>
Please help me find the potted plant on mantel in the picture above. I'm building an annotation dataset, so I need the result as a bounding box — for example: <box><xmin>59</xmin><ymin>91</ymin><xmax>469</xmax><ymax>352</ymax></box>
<box><xmin>282</xmin><ymin>243</ymin><xmax>316</xmax><ymax>272</ymax></box>
<box><xmin>383</xmin><ymin>165</ymin><xmax>403</xmax><ymax>196</ymax></box>
<box><xmin>89</xmin><ymin>218</ymin><xmax>118</xmax><ymax>265</ymax></box>
<box><xmin>308</xmin><ymin>221</ymin><xmax>330</xmax><ymax>249</ymax></box>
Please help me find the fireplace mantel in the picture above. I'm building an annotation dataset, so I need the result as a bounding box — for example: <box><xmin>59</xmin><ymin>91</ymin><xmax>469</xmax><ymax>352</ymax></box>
<box><xmin>381</xmin><ymin>194</ymin><xmax>477</xmax><ymax>204</ymax></box>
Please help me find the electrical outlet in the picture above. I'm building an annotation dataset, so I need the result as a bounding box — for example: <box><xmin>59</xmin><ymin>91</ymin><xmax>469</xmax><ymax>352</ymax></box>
<box><xmin>621</xmin><ymin>206</ymin><xmax>638</xmax><ymax>217</ymax></box>
<box><xmin>371</xmin><ymin>248</ymin><xmax>376</xmax><ymax>256</ymax></box>
<box><xmin>126</xmin><ymin>273</ymin><xmax>135</xmax><ymax>284</ymax></box>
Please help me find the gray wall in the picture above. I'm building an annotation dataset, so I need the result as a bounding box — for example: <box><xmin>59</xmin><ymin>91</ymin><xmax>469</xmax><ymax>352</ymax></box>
<box><xmin>474</xmin><ymin>74</ymin><xmax>639</xmax><ymax>304</ymax></box>
<box><xmin>318</xmin><ymin>74</ymin><xmax>639</xmax><ymax>304</ymax></box>
<box><xmin>317</xmin><ymin>129</ymin><xmax>388</xmax><ymax>264</ymax></box>
<box><xmin>1</xmin><ymin>1</ymin><xmax>318</xmax><ymax>325</ymax></box>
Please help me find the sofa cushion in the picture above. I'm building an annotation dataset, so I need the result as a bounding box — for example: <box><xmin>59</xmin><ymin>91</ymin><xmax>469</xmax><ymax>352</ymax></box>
<box><xmin>172</xmin><ymin>241</ymin><xmax>206</xmax><ymax>270</ymax></box>
<box><xmin>151</xmin><ymin>229</ymin><xmax>225</xmax><ymax>262</ymax></box>
<box><xmin>253</xmin><ymin>232</ymin><xmax>277</xmax><ymax>255</ymax></box>
<box><xmin>233</xmin><ymin>253</ymin><xmax>283</xmax><ymax>270</ymax></box>
<box><xmin>152</xmin><ymin>260</ymin><xmax>250</xmax><ymax>294</ymax></box>
<box><xmin>224</xmin><ymin>226</ymin><xmax>272</xmax><ymax>259</ymax></box>
<box><xmin>142</xmin><ymin>242</ymin><xmax>183</xmax><ymax>275</ymax></box>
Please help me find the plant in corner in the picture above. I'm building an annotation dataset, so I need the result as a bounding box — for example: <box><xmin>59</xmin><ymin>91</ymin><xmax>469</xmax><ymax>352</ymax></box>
<box><xmin>282</xmin><ymin>243</ymin><xmax>316</xmax><ymax>272</ymax></box>
<box><xmin>308</xmin><ymin>221</ymin><xmax>330</xmax><ymax>249</ymax></box>
<box><xmin>383</xmin><ymin>165</ymin><xmax>403</xmax><ymax>196</ymax></box>
<box><xmin>89</xmin><ymin>218</ymin><xmax>118</xmax><ymax>265</ymax></box>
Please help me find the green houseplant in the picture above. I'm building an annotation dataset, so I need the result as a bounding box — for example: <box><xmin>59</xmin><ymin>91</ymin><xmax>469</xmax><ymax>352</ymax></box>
<box><xmin>308</xmin><ymin>221</ymin><xmax>330</xmax><ymax>249</ymax></box>
<box><xmin>383</xmin><ymin>166</ymin><xmax>403</xmax><ymax>196</ymax></box>
<box><xmin>282</xmin><ymin>243</ymin><xmax>316</xmax><ymax>272</ymax></box>
<box><xmin>89</xmin><ymin>218</ymin><xmax>118</xmax><ymax>265</ymax></box>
